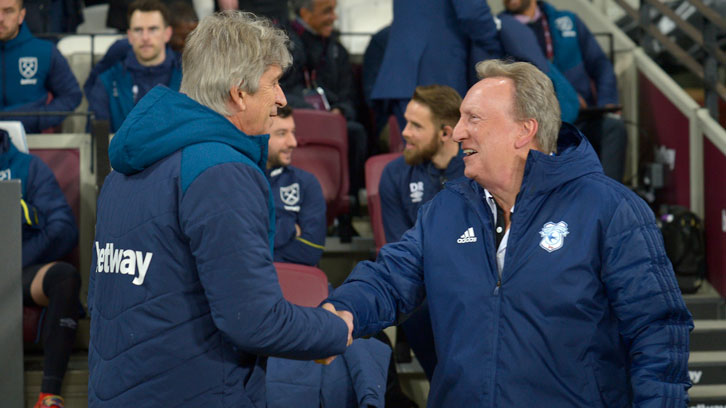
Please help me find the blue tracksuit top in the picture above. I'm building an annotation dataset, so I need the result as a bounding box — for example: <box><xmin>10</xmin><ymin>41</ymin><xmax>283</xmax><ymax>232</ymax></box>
<box><xmin>328</xmin><ymin>124</ymin><xmax>692</xmax><ymax>407</ymax></box>
<box><xmin>0</xmin><ymin>23</ymin><xmax>81</xmax><ymax>132</ymax></box>
<box><xmin>88</xmin><ymin>86</ymin><xmax>349</xmax><ymax>407</ymax></box>
<box><xmin>87</xmin><ymin>48</ymin><xmax>181</xmax><ymax>132</ymax></box>
<box><xmin>267</xmin><ymin>165</ymin><xmax>326</xmax><ymax>266</ymax></box>
<box><xmin>0</xmin><ymin>131</ymin><xmax>78</xmax><ymax>268</ymax></box>
<box><xmin>504</xmin><ymin>2</ymin><xmax>619</xmax><ymax>107</ymax></box>
<box><xmin>379</xmin><ymin>152</ymin><xmax>464</xmax><ymax>244</ymax></box>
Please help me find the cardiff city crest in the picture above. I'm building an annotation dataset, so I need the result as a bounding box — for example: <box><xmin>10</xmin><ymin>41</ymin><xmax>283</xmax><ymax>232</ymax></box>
<box><xmin>280</xmin><ymin>183</ymin><xmax>300</xmax><ymax>206</ymax></box>
<box><xmin>539</xmin><ymin>221</ymin><xmax>569</xmax><ymax>252</ymax></box>
<box><xmin>19</xmin><ymin>57</ymin><xmax>38</xmax><ymax>79</ymax></box>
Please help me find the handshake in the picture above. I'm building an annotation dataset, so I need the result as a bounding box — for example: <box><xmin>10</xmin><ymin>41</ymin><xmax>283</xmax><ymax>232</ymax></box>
<box><xmin>315</xmin><ymin>303</ymin><xmax>354</xmax><ymax>365</ymax></box>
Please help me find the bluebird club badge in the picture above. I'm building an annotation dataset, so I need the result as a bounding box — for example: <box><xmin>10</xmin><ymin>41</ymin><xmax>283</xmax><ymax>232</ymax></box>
<box><xmin>539</xmin><ymin>221</ymin><xmax>569</xmax><ymax>252</ymax></box>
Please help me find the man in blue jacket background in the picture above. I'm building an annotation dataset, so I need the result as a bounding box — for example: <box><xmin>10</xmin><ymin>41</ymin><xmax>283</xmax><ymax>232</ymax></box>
<box><xmin>267</xmin><ymin>105</ymin><xmax>327</xmax><ymax>266</ymax></box>
<box><xmin>326</xmin><ymin>59</ymin><xmax>692</xmax><ymax>406</ymax></box>
<box><xmin>379</xmin><ymin>84</ymin><xmax>463</xmax><ymax>379</ymax></box>
<box><xmin>0</xmin><ymin>0</ymin><xmax>81</xmax><ymax>133</ymax></box>
<box><xmin>88</xmin><ymin>12</ymin><xmax>352</xmax><ymax>407</ymax></box>
<box><xmin>86</xmin><ymin>0</ymin><xmax>181</xmax><ymax>133</ymax></box>
<box><xmin>502</xmin><ymin>0</ymin><xmax>627</xmax><ymax>181</ymax></box>
<box><xmin>1</xmin><ymin>129</ymin><xmax>81</xmax><ymax>408</ymax></box>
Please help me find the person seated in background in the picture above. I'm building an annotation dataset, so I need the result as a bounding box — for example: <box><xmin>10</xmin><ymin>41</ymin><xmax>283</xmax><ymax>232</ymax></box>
<box><xmin>86</xmin><ymin>0</ymin><xmax>181</xmax><ymax>132</ymax></box>
<box><xmin>267</xmin><ymin>105</ymin><xmax>327</xmax><ymax>266</ymax></box>
<box><xmin>502</xmin><ymin>0</ymin><xmax>627</xmax><ymax>181</ymax></box>
<box><xmin>0</xmin><ymin>0</ymin><xmax>81</xmax><ymax>133</ymax></box>
<box><xmin>218</xmin><ymin>0</ymin><xmax>289</xmax><ymax>26</ymax></box>
<box><xmin>0</xmin><ymin>129</ymin><xmax>81</xmax><ymax>408</ymax></box>
<box><xmin>281</xmin><ymin>0</ymin><xmax>368</xmax><ymax>205</ymax></box>
<box><xmin>378</xmin><ymin>84</ymin><xmax>464</xmax><ymax>380</ymax></box>
<box><xmin>168</xmin><ymin>0</ymin><xmax>198</xmax><ymax>53</ymax></box>
<box><xmin>21</xmin><ymin>0</ymin><xmax>83</xmax><ymax>34</ymax></box>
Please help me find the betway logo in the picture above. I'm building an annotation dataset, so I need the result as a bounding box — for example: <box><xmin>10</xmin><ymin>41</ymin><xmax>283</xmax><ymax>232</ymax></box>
<box><xmin>95</xmin><ymin>242</ymin><xmax>153</xmax><ymax>286</ymax></box>
<box><xmin>689</xmin><ymin>370</ymin><xmax>703</xmax><ymax>384</ymax></box>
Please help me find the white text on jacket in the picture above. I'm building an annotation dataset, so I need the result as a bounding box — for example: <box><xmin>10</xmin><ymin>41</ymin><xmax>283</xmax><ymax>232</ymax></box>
<box><xmin>95</xmin><ymin>241</ymin><xmax>153</xmax><ymax>286</ymax></box>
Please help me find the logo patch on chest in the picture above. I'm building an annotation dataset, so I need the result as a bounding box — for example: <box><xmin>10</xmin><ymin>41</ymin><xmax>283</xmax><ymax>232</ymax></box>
<box><xmin>409</xmin><ymin>181</ymin><xmax>424</xmax><ymax>203</ymax></box>
<box><xmin>19</xmin><ymin>57</ymin><xmax>38</xmax><ymax>85</ymax></box>
<box><xmin>539</xmin><ymin>221</ymin><xmax>569</xmax><ymax>252</ymax></box>
<box><xmin>280</xmin><ymin>183</ymin><xmax>300</xmax><ymax>206</ymax></box>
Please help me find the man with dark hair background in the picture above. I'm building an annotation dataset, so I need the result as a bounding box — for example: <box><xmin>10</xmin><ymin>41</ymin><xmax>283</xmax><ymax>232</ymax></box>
<box><xmin>267</xmin><ymin>105</ymin><xmax>327</xmax><ymax>266</ymax></box>
<box><xmin>87</xmin><ymin>0</ymin><xmax>181</xmax><ymax>132</ymax></box>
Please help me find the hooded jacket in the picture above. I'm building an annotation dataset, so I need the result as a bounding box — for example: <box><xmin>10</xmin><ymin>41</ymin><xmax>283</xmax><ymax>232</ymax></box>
<box><xmin>88</xmin><ymin>86</ymin><xmax>348</xmax><ymax>407</ymax></box>
<box><xmin>0</xmin><ymin>23</ymin><xmax>81</xmax><ymax>132</ymax></box>
<box><xmin>327</xmin><ymin>124</ymin><xmax>692</xmax><ymax>407</ymax></box>
<box><xmin>87</xmin><ymin>47</ymin><xmax>182</xmax><ymax>132</ymax></box>
<box><xmin>0</xmin><ymin>131</ymin><xmax>77</xmax><ymax>268</ymax></box>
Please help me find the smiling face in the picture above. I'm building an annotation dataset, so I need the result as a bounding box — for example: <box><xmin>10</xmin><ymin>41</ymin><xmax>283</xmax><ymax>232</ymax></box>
<box><xmin>452</xmin><ymin>77</ymin><xmax>526</xmax><ymax>190</ymax></box>
<box><xmin>0</xmin><ymin>0</ymin><xmax>24</xmax><ymax>42</ymax></box>
<box><xmin>233</xmin><ymin>64</ymin><xmax>287</xmax><ymax>135</ymax></box>
<box><xmin>402</xmin><ymin>99</ymin><xmax>442</xmax><ymax>166</ymax></box>
<box><xmin>267</xmin><ymin>114</ymin><xmax>296</xmax><ymax>168</ymax></box>
<box><xmin>300</xmin><ymin>0</ymin><xmax>337</xmax><ymax>38</ymax></box>
<box><xmin>128</xmin><ymin>10</ymin><xmax>171</xmax><ymax>66</ymax></box>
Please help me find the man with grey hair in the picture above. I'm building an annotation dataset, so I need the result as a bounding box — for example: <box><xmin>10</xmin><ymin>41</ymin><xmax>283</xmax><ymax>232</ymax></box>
<box><xmin>325</xmin><ymin>59</ymin><xmax>692</xmax><ymax>406</ymax></box>
<box><xmin>88</xmin><ymin>11</ymin><xmax>352</xmax><ymax>407</ymax></box>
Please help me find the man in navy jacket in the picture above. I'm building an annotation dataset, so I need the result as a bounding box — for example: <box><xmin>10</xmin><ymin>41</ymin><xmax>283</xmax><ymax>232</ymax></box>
<box><xmin>502</xmin><ymin>0</ymin><xmax>627</xmax><ymax>181</ymax></box>
<box><xmin>88</xmin><ymin>12</ymin><xmax>352</xmax><ymax>406</ymax></box>
<box><xmin>326</xmin><ymin>59</ymin><xmax>692</xmax><ymax>406</ymax></box>
<box><xmin>267</xmin><ymin>105</ymin><xmax>326</xmax><ymax>266</ymax></box>
<box><xmin>0</xmin><ymin>0</ymin><xmax>81</xmax><ymax>133</ymax></box>
<box><xmin>378</xmin><ymin>84</ymin><xmax>463</xmax><ymax>379</ymax></box>
<box><xmin>1</xmin><ymin>130</ymin><xmax>81</xmax><ymax>408</ymax></box>
<box><xmin>86</xmin><ymin>0</ymin><xmax>181</xmax><ymax>133</ymax></box>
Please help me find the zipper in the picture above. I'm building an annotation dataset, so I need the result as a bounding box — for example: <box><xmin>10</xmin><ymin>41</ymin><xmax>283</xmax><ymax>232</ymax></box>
<box><xmin>493</xmin><ymin>279</ymin><xmax>501</xmax><ymax>296</ymax></box>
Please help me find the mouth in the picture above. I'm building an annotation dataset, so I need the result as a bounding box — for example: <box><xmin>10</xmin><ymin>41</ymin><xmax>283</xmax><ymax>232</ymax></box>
<box><xmin>462</xmin><ymin>148</ymin><xmax>478</xmax><ymax>157</ymax></box>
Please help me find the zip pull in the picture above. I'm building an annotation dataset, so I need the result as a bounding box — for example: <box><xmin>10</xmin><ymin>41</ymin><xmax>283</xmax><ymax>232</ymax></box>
<box><xmin>493</xmin><ymin>280</ymin><xmax>501</xmax><ymax>296</ymax></box>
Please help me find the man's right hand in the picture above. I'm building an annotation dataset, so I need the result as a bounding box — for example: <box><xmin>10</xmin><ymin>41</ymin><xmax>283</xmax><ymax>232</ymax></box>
<box><xmin>314</xmin><ymin>303</ymin><xmax>353</xmax><ymax>365</ymax></box>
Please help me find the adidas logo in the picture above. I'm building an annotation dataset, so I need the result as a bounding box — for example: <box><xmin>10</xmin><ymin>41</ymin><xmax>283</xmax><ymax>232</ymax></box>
<box><xmin>457</xmin><ymin>227</ymin><xmax>477</xmax><ymax>243</ymax></box>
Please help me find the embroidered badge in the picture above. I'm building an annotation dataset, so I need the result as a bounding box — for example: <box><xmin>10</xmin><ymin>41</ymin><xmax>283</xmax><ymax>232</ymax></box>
<box><xmin>539</xmin><ymin>221</ymin><xmax>569</xmax><ymax>252</ymax></box>
<box><xmin>409</xmin><ymin>181</ymin><xmax>424</xmax><ymax>203</ymax></box>
<box><xmin>19</xmin><ymin>57</ymin><xmax>38</xmax><ymax>85</ymax></box>
<box><xmin>280</xmin><ymin>183</ymin><xmax>300</xmax><ymax>206</ymax></box>
<box><xmin>554</xmin><ymin>16</ymin><xmax>576</xmax><ymax>37</ymax></box>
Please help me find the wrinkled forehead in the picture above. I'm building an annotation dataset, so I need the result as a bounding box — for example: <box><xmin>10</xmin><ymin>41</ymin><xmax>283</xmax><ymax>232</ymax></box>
<box><xmin>462</xmin><ymin>78</ymin><xmax>515</xmax><ymax>114</ymax></box>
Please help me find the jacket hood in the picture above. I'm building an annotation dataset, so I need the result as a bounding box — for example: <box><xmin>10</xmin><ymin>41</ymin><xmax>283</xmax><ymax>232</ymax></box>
<box><xmin>449</xmin><ymin>123</ymin><xmax>602</xmax><ymax>200</ymax></box>
<box><xmin>109</xmin><ymin>86</ymin><xmax>269</xmax><ymax>175</ymax></box>
<box><xmin>0</xmin><ymin>129</ymin><xmax>20</xmax><ymax>168</ymax></box>
<box><xmin>3</xmin><ymin>23</ymin><xmax>33</xmax><ymax>49</ymax></box>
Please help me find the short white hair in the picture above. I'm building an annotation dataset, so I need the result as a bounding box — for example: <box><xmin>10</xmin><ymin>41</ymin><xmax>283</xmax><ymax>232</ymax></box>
<box><xmin>476</xmin><ymin>59</ymin><xmax>561</xmax><ymax>154</ymax></box>
<box><xmin>180</xmin><ymin>11</ymin><xmax>292</xmax><ymax>116</ymax></box>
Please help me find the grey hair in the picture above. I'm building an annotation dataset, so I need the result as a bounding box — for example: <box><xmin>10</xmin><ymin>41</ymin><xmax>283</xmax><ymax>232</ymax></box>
<box><xmin>475</xmin><ymin>59</ymin><xmax>561</xmax><ymax>154</ymax></box>
<box><xmin>180</xmin><ymin>11</ymin><xmax>292</xmax><ymax>116</ymax></box>
<box><xmin>291</xmin><ymin>0</ymin><xmax>314</xmax><ymax>14</ymax></box>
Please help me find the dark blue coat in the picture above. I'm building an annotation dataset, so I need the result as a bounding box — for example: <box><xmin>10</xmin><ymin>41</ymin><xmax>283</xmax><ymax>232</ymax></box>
<box><xmin>267</xmin><ymin>165</ymin><xmax>326</xmax><ymax>266</ymax></box>
<box><xmin>328</xmin><ymin>124</ymin><xmax>692</xmax><ymax>407</ymax></box>
<box><xmin>0</xmin><ymin>24</ymin><xmax>81</xmax><ymax>132</ymax></box>
<box><xmin>380</xmin><ymin>153</ymin><xmax>464</xmax><ymax>244</ymax></box>
<box><xmin>88</xmin><ymin>86</ymin><xmax>349</xmax><ymax>407</ymax></box>
<box><xmin>0</xmin><ymin>131</ymin><xmax>77</xmax><ymax>268</ymax></box>
<box><xmin>267</xmin><ymin>337</ymin><xmax>390</xmax><ymax>408</ymax></box>
<box><xmin>370</xmin><ymin>0</ymin><xmax>501</xmax><ymax>100</ymax></box>
<box><xmin>86</xmin><ymin>48</ymin><xmax>181</xmax><ymax>132</ymax></box>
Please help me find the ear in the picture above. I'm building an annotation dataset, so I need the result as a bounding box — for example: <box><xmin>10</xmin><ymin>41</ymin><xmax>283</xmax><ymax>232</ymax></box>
<box><xmin>163</xmin><ymin>25</ymin><xmax>172</xmax><ymax>43</ymax></box>
<box><xmin>299</xmin><ymin>8</ymin><xmax>312</xmax><ymax>23</ymax></box>
<box><xmin>19</xmin><ymin>7</ymin><xmax>26</xmax><ymax>24</ymax></box>
<box><xmin>228</xmin><ymin>85</ymin><xmax>246</xmax><ymax>112</ymax></box>
<box><xmin>440</xmin><ymin>125</ymin><xmax>453</xmax><ymax>142</ymax></box>
<box><xmin>514</xmin><ymin>118</ymin><xmax>538</xmax><ymax>150</ymax></box>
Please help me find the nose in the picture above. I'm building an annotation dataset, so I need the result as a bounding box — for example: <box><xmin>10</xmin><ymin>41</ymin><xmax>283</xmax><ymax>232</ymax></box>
<box><xmin>452</xmin><ymin>118</ymin><xmax>466</xmax><ymax>143</ymax></box>
<box><xmin>287</xmin><ymin>132</ymin><xmax>298</xmax><ymax>149</ymax></box>
<box><xmin>275</xmin><ymin>83</ymin><xmax>287</xmax><ymax>108</ymax></box>
<box><xmin>401</xmin><ymin>122</ymin><xmax>412</xmax><ymax>140</ymax></box>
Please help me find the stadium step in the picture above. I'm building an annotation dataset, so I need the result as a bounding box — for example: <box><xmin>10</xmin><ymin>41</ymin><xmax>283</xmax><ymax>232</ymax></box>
<box><xmin>690</xmin><ymin>352</ymin><xmax>726</xmax><ymax>386</ymax></box>
<box><xmin>24</xmin><ymin>352</ymin><xmax>88</xmax><ymax>408</ymax></box>
<box><xmin>689</xmin><ymin>384</ymin><xmax>726</xmax><ymax>406</ymax></box>
<box><xmin>683</xmin><ymin>282</ymin><xmax>726</xmax><ymax>320</ymax></box>
<box><xmin>691</xmin><ymin>320</ymin><xmax>726</xmax><ymax>352</ymax></box>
